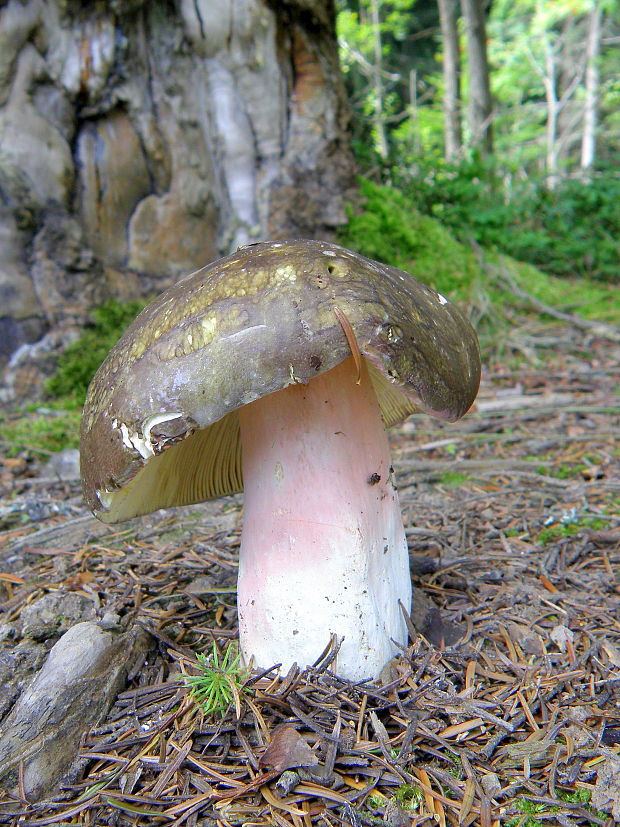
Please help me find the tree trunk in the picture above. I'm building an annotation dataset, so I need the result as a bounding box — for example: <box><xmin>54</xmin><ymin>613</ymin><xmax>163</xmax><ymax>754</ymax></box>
<box><xmin>0</xmin><ymin>0</ymin><xmax>355</xmax><ymax>401</ymax></box>
<box><xmin>369</xmin><ymin>0</ymin><xmax>389</xmax><ymax>159</ymax></box>
<box><xmin>543</xmin><ymin>39</ymin><xmax>560</xmax><ymax>188</ymax></box>
<box><xmin>460</xmin><ymin>0</ymin><xmax>493</xmax><ymax>154</ymax></box>
<box><xmin>437</xmin><ymin>0</ymin><xmax>462</xmax><ymax>161</ymax></box>
<box><xmin>581</xmin><ymin>2</ymin><xmax>602</xmax><ymax>174</ymax></box>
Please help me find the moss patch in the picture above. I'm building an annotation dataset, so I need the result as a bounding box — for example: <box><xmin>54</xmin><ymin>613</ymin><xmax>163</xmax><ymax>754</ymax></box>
<box><xmin>340</xmin><ymin>179</ymin><xmax>620</xmax><ymax>328</ymax></box>
<box><xmin>46</xmin><ymin>299</ymin><xmax>146</xmax><ymax>409</ymax></box>
<box><xmin>0</xmin><ymin>405</ymin><xmax>82</xmax><ymax>458</ymax></box>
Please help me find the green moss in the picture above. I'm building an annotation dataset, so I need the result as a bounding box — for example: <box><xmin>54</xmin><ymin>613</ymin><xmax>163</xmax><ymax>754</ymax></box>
<box><xmin>339</xmin><ymin>179</ymin><xmax>620</xmax><ymax>337</ymax></box>
<box><xmin>340</xmin><ymin>179</ymin><xmax>482</xmax><ymax>302</ymax></box>
<box><xmin>506</xmin><ymin>789</ymin><xmax>607</xmax><ymax>827</ymax></box>
<box><xmin>493</xmin><ymin>254</ymin><xmax>620</xmax><ymax>324</ymax></box>
<box><xmin>0</xmin><ymin>405</ymin><xmax>82</xmax><ymax>458</ymax></box>
<box><xmin>393</xmin><ymin>783</ymin><xmax>423</xmax><ymax>810</ymax></box>
<box><xmin>46</xmin><ymin>299</ymin><xmax>146</xmax><ymax>408</ymax></box>
<box><xmin>557</xmin><ymin>788</ymin><xmax>591</xmax><ymax>805</ymax></box>
<box><xmin>506</xmin><ymin>798</ymin><xmax>548</xmax><ymax>827</ymax></box>
<box><xmin>438</xmin><ymin>471</ymin><xmax>470</xmax><ymax>488</ymax></box>
<box><xmin>365</xmin><ymin>793</ymin><xmax>386</xmax><ymax>811</ymax></box>
<box><xmin>537</xmin><ymin>517</ymin><xmax>607</xmax><ymax>545</ymax></box>
<box><xmin>444</xmin><ymin>750</ymin><xmax>464</xmax><ymax>778</ymax></box>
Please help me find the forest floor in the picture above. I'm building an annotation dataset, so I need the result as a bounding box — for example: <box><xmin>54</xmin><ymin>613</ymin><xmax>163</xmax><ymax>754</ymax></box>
<box><xmin>0</xmin><ymin>317</ymin><xmax>619</xmax><ymax>827</ymax></box>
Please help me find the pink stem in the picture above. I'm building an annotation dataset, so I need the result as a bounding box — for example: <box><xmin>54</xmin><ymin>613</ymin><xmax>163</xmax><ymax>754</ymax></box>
<box><xmin>237</xmin><ymin>356</ymin><xmax>411</xmax><ymax>680</ymax></box>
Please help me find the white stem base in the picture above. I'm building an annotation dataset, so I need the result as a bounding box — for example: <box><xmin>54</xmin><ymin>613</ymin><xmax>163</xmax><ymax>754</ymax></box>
<box><xmin>237</xmin><ymin>357</ymin><xmax>411</xmax><ymax>681</ymax></box>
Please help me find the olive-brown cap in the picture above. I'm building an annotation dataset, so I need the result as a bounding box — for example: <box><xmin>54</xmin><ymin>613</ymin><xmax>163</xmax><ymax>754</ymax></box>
<box><xmin>80</xmin><ymin>240</ymin><xmax>481</xmax><ymax>522</ymax></box>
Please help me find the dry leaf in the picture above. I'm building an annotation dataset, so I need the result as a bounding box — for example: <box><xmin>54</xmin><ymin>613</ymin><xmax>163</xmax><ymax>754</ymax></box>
<box><xmin>550</xmin><ymin>624</ymin><xmax>574</xmax><ymax>652</ymax></box>
<box><xmin>591</xmin><ymin>755</ymin><xmax>620</xmax><ymax>820</ymax></box>
<box><xmin>258</xmin><ymin>726</ymin><xmax>319</xmax><ymax>772</ymax></box>
<box><xmin>601</xmin><ymin>641</ymin><xmax>620</xmax><ymax>668</ymax></box>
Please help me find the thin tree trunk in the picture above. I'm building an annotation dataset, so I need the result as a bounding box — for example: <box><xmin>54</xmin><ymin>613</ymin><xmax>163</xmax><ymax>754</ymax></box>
<box><xmin>370</xmin><ymin>0</ymin><xmax>389</xmax><ymax>159</ymax></box>
<box><xmin>581</xmin><ymin>2</ymin><xmax>602</xmax><ymax>173</ymax></box>
<box><xmin>409</xmin><ymin>69</ymin><xmax>422</xmax><ymax>156</ymax></box>
<box><xmin>543</xmin><ymin>42</ymin><xmax>559</xmax><ymax>187</ymax></box>
<box><xmin>437</xmin><ymin>0</ymin><xmax>462</xmax><ymax>161</ymax></box>
<box><xmin>461</xmin><ymin>0</ymin><xmax>493</xmax><ymax>154</ymax></box>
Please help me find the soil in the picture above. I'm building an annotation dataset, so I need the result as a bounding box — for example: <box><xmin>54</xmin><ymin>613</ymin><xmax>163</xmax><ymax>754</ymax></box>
<box><xmin>0</xmin><ymin>319</ymin><xmax>618</xmax><ymax>826</ymax></box>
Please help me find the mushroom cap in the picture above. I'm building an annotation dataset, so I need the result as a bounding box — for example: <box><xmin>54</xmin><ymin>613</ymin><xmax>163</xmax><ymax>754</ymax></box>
<box><xmin>81</xmin><ymin>240</ymin><xmax>481</xmax><ymax>522</ymax></box>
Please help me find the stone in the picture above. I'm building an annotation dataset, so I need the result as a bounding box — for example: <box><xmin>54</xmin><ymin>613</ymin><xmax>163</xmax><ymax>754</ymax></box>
<box><xmin>0</xmin><ymin>639</ymin><xmax>48</xmax><ymax>723</ymax></box>
<box><xmin>0</xmin><ymin>621</ymin><xmax>153</xmax><ymax>802</ymax></box>
<box><xmin>0</xmin><ymin>327</ymin><xmax>81</xmax><ymax>404</ymax></box>
<box><xmin>45</xmin><ymin>448</ymin><xmax>81</xmax><ymax>481</ymax></box>
<box><xmin>20</xmin><ymin>591</ymin><xmax>98</xmax><ymax>641</ymax></box>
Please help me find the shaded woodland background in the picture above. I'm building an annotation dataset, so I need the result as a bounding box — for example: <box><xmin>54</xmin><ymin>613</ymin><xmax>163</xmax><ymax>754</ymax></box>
<box><xmin>337</xmin><ymin>0</ymin><xmax>619</xmax><ymax>282</ymax></box>
<box><xmin>0</xmin><ymin>0</ymin><xmax>618</xmax><ymax>412</ymax></box>
<box><xmin>0</xmin><ymin>0</ymin><xmax>617</xmax><ymax>449</ymax></box>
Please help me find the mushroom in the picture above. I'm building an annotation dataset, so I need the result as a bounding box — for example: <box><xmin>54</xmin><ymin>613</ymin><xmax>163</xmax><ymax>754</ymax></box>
<box><xmin>80</xmin><ymin>240</ymin><xmax>480</xmax><ymax>681</ymax></box>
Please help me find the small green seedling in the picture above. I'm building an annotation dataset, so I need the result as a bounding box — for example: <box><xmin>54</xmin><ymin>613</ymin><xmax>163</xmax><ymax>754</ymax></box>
<box><xmin>393</xmin><ymin>783</ymin><xmax>424</xmax><ymax>810</ymax></box>
<box><xmin>183</xmin><ymin>642</ymin><xmax>249</xmax><ymax>717</ymax></box>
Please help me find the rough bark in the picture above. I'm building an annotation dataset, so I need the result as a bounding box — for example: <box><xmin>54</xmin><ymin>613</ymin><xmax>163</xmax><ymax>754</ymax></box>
<box><xmin>460</xmin><ymin>0</ymin><xmax>492</xmax><ymax>154</ymax></box>
<box><xmin>437</xmin><ymin>0</ymin><xmax>462</xmax><ymax>161</ymax></box>
<box><xmin>0</xmin><ymin>0</ymin><xmax>355</xmax><ymax>401</ymax></box>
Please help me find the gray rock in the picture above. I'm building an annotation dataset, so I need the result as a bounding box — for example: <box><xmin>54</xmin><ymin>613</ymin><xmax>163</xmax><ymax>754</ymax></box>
<box><xmin>45</xmin><ymin>448</ymin><xmax>81</xmax><ymax>481</ymax></box>
<box><xmin>0</xmin><ymin>621</ymin><xmax>152</xmax><ymax>802</ymax></box>
<box><xmin>20</xmin><ymin>591</ymin><xmax>97</xmax><ymax>641</ymax></box>
<box><xmin>0</xmin><ymin>638</ymin><xmax>48</xmax><ymax>723</ymax></box>
<box><xmin>185</xmin><ymin>574</ymin><xmax>217</xmax><ymax>595</ymax></box>
<box><xmin>0</xmin><ymin>326</ymin><xmax>81</xmax><ymax>403</ymax></box>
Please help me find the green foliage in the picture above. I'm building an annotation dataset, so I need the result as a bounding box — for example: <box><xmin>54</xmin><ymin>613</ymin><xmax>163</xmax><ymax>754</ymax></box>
<box><xmin>366</xmin><ymin>784</ymin><xmax>423</xmax><ymax>817</ymax></box>
<box><xmin>183</xmin><ymin>642</ymin><xmax>249</xmax><ymax>718</ymax></box>
<box><xmin>494</xmin><ymin>254</ymin><xmax>620</xmax><ymax>324</ymax></box>
<box><xmin>506</xmin><ymin>788</ymin><xmax>606</xmax><ymax>827</ymax></box>
<box><xmin>339</xmin><ymin>178</ymin><xmax>482</xmax><ymax>301</ymax></box>
<box><xmin>340</xmin><ymin>176</ymin><xmax>620</xmax><ymax>355</ymax></box>
<box><xmin>46</xmin><ymin>300</ymin><xmax>145</xmax><ymax>408</ymax></box>
<box><xmin>536</xmin><ymin>517</ymin><xmax>607</xmax><ymax>545</ymax></box>
<box><xmin>557</xmin><ymin>787</ymin><xmax>592</xmax><ymax>805</ymax></box>
<box><xmin>337</xmin><ymin>0</ymin><xmax>438</xmax><ymax>156</ymax></box>
<box><xmin>438</xmin><ymin>471</ymin><xmax>470</xmax><ymax>488</ymax></box>
<box><xmin>498</xmin><ymin>174</ymin><xmax>620</xmax><ymax>284</ymax></box>
<box><xmin>0</xmin><ymin>405</ymin><xmax>81</xmax><ymax>458</ymax></box>
<box><xmin>338</xmin><ymin>0</ymin><xmax>620</xmax><ymax>179</ymax></box>
<box><xmin>391</xmin><ymin>155</ymin><xmax>620</xmax><ymax>283</ymax></box>
<box><xmin>505</xmin><ymin>797</ymin><xmax>548</xmax><ymax>827</ymax></box>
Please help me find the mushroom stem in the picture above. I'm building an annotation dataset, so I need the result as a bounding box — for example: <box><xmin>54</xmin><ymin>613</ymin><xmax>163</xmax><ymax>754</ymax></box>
<box><xmin>237</xmin><ymin>356</ymin><xmax>412</xmax><ymax>681</ymax></box>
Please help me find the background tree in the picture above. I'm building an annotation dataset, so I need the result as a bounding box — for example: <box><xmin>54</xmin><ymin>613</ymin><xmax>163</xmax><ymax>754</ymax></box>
<box><xmin>581</xmin><ymin>1</ymin><xmax>603</xmax><ymax>172</ymax></box>
<box><xmin>460</xmin><ymin>0</ymin><xmax>493</xmax><ymax>154</ymax></box>
<box><xmin>437</xmin><ymin>0</ymin><xmax>462</xmax><ymax>160</ymax></box>
<box><xmin>0</xmin><ymin>0</ymin><xmax>355</xmax><ymax>399</ymax></box>
<box><xmin>338</xmin><ymin>0</ymin><xmax>439</xmax><ymax>160</ymax></box>
<box><xmin>489</xmin><ymin>0</ymin><xmax>619</xmax><ymax>179</ymax></box>
<box><xmin>337</xmin><ymin>0</ymin><xmax>619</xmax><ymax>178</ymax></box>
